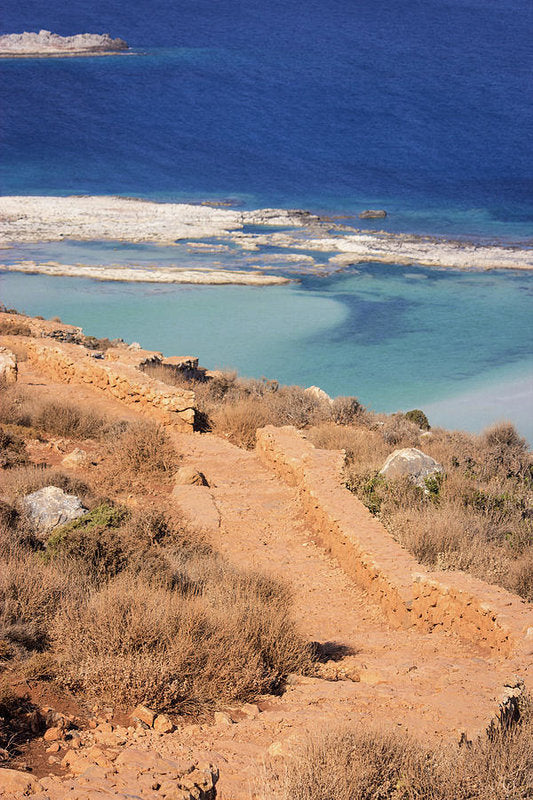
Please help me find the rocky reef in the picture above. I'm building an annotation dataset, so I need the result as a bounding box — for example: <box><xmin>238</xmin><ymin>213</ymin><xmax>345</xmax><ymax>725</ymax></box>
<box><xmin>0</xmin><ymin>30</ymin><xmax>128</xmax><ymax>56</ymax></box>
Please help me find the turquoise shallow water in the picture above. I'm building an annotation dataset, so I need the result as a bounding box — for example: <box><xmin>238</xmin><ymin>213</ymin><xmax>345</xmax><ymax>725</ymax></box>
<box><xmin>1</xmin><ymin>264</ymin><xmax>531</xmax><ymax>442</ymax></box>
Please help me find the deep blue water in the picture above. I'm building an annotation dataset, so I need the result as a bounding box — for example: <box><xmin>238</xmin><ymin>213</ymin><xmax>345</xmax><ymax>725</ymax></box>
<box><xmin>1</xmin><ymin>0</ymin><xmax>532</xmax><ymax>439</ymax></box>
<box><xmin>1</xmin><ymin>0</ymin><xmax>533</xmax><ymax>237</ymax></box>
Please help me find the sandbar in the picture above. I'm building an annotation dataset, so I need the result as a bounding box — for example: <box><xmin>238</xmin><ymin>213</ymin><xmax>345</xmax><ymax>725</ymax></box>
<box><xmin>0</xmin><ymin>260</ymin><xmax>291</xmax><ymax>286</ymax></box>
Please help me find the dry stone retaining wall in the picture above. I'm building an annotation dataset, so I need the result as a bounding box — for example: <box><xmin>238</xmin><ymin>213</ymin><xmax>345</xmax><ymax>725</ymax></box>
<box><xmin>23</xmin><ymin>339</ymin><xmax>196</xmax><ymax>429</ymax></box>
<box><xmin>256</xmin><ymin>425</ymin><xmax>533</xmax><ymax>658</ymax></box>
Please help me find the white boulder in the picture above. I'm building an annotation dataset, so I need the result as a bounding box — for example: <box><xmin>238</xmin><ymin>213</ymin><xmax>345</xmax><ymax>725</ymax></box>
<box><xmin>23</xmin><ymin>486</ymin><xmax>87</xmax><ymax>532</ymax></box>
<box><xmin>379</xmin><ymin>448</ymin><xmax>443</xmax><ymax>486</ymax></box>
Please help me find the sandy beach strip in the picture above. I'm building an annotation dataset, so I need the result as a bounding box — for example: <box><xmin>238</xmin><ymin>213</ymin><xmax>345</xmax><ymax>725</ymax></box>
<box><xmin>0</xmin><ymin>260</ymin><xmax>291</xmax><ymax>286</ymax></box>
<box><xmin>0</xmin><ymin>195</ymin><xmax>531</xmax><ymax>273</ymax></box>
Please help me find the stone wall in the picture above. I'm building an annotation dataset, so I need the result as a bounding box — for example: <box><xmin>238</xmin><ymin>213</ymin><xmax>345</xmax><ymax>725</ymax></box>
<box><xmin>23</xmin><ymin>339</ymin><xmax>195</xmax><ymax>429</ymax></box>
<box><xmin>256</xmin><ymin>425</ymin><xmax>533</xmax><ymax>658</ymax></box>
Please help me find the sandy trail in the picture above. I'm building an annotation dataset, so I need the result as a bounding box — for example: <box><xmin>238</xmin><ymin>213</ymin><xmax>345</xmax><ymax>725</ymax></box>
<box><xmin>14</xmin><ymin>364</ymin><xmax>528</xmax><ymax>799</ymax></box>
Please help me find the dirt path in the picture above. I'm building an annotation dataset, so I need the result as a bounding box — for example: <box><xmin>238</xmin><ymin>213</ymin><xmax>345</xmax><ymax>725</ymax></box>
<box><xmin>12</xmin><ymin>364</ymin><xmax>527</xmax><ymax>799</ymax></box>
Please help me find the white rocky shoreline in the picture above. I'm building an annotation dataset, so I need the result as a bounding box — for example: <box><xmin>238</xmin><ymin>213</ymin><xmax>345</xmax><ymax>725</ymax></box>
<box><xmin>0</xmin><ymin>31</ymin><xmax>128</xmax><ymax>57</ymax></box>
<box><xmin>0</xmin><ymin>195</ymin><xmax>531</xmax><ymax>283</ymax></box>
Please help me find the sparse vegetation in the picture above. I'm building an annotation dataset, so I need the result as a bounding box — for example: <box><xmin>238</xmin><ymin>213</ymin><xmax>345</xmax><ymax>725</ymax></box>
<box><xmin>143</xmin><ymin>364</ymin><xmax>533</xmax><ymax>600</ymax></box>
<box><xmin>142</xmin><ymin>365</ymin><xmax>364</xmax><ymax>447</ymax></box>
<box><xmin>263</xmin><ymin>702</ymin><xmax>533</xmax><ymax>799</ymax></box>
<box><xmin>0</xmin><ymin>386</ymin><xmax>119</xmax><ymax>439</ymax></box>
<box><xmin>307</xmin><ymin>418</ymin><xmax>533</xmax><ymax>601</ymax></box>
<box><xmin>0</xmin><ymin>383</ymin><xmax>313</xmax><ymax>719</ymax></box>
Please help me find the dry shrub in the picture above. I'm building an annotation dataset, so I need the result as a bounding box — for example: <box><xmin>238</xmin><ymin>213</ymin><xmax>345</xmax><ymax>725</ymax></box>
<box><xmin>0</xmin><ymin>426</ymin><xmax>28</xmax><ymax>468</ymax></box>
<box><xmin>380</xmin><ymin>412</ymin><xmax>421</xmax><ymax>447</ymax></box>
<box><xmin>477</xmin><ymin>422</ymin><xmax>531</xmax><ymax>481</ymax></box>
<box><xmin>0</xmin><ymin>550</ymin><xmax>83</xmax><ymax>654</ymax></box>
<box><xmin>99</xmin><ymin>420</ymin><xmax>180</xmax><ymax>491</ymax></box>
<box><xmin>210</xmin><ymin>398</ymin><xmax>273</xmax><ymax>449</ymax></box>
<box><xmin>52</xmin><ymin>567</ymin><xmax>312</xmax><ymax>712</ymax></box>
<box><xmin>308</xmin><ymin>423</ymin><xmax>388</xmax><ymax>467</ymax></box>
<box><xmin>0</xmin><ymin>386</ymin><xmax>115</xmax><ymax>440</ymax></box>
<box><xmin>44</xmin><ymin>505</ymin><xmax>201</xmax><ymax>583</ymax></box>
<box><xmin>507</xmin><ymin>549</ymin><xmax>533</xmax><ymax>602</ymax></box>
<box><xmin>262</xmin><ymin>726</ymin><xmax>436</xmax><ymax>800</ymax></box>
<box><xmin>263</xmin><ymin>707</ymin><xmax>533</xmax><ymax>800</ymax></box>
<box><xmin>33</xmin><ymin>400</ymin><xmax>110</xmax><ymax>440</ymax></box>
<box><xmin>0</xmin><ymin>464</ymin><xmax>91</xmax><ymax>506</ymax></box>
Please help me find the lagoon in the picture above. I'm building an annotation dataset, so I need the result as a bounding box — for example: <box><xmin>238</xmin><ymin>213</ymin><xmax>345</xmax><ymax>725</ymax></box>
<box><xmin>2</xmin><ymin>263</ymin><xmax>532</xmax><ymax>442</ymax></box>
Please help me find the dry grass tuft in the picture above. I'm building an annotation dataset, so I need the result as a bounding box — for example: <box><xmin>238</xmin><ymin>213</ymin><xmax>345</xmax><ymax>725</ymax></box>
<box><xmin>0</xmin><ymin>386</ymin><xmax>117</xmax><ymax>440</ymax></box>
<box><xmin>263</xmin><ymin>704</ymin><xmax>533</xmax><ymax>800</ymax></box>
<box><xmin>52</xmin><ymin>566</ymin><xmax>312</xmax><ymax>711</ymax></box>
<box><xmin>98</xmin><ymin>420</ymin><xmax>180</xmax><ymax>491</ymax></box>
<box><xmin>0</xmin><ymin>550</ymin><xmax>85</xmax><ymax>654</ymax></box>
<box><xmin>0</xmin><ymin>426</ymin><xmax>28</xmax><ymax>468</ymax></box>
<box><xmin>142</xmin><ymin>366</ymin><xmax>365</xmax><ymax>448</ymax></box>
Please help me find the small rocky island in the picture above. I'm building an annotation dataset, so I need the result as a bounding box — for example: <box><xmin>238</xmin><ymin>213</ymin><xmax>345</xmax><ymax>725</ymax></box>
<box><xmin>0</xmin><ymin>30</ymin><xmax>128</xmax><ymax>57</ymax></box>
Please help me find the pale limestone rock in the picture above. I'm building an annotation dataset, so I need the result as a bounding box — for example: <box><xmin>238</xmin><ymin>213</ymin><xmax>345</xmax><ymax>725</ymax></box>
<box><xmin>130</xmin><ymin>704</ymin><xmax>156</xmax><ymax>727</ymax></box>
<box><xmin>380</xmin><ymin>447</ymin><xmax>443</xmax><ymax>486</ymax></box>
<box><xmin>0</xmin><ymin>346</ymin><xmax>17</xmax><ymax>384</ymax></box>
<box><xmin>305</xmin><ymin>385</ymin><xmax>333</xmax><ymax>404</ymax></box>
<box><xmin>359</xmin><ymin>209</ymin><xmax>387</xmax><ymax>219</ymax></box>
<box><xmin>213</xmin><ymin>711</ymin><xmax>233</xmax><ymax>727</ymax></box>
<box><xmin>153</xmin><ymin>713</ymin><xmax>174</xmax><ymax>733</ymax></box>
<box><xmin>23</xmin><ymin>485</ymin><xmax>87</xmax><ymax>531</ymax></box>
<box><xmin>61</xmin><ymin>447</ymin><xmax>88</xmax><ymax>468</ymax></box>
<box><xmin>174</xmin><ymin>466</ymin><xmax>209</xmax><ymax>486</ymax></box>
<box><xmin>0</xmin><ymin>30</ymin><xmax>128</xmax><ymax>55</ymax></box>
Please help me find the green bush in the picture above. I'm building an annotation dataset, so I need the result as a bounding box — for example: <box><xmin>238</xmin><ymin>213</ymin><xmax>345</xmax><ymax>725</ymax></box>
<box><xmin>45</xmin><ymin>503</ymin><xmax>130</xmax><ymax>577</ymax></box>
<box><xmin>404</xmin><ymin>408</ymin><xmax>430</xmax><ymax>430</ymax></box>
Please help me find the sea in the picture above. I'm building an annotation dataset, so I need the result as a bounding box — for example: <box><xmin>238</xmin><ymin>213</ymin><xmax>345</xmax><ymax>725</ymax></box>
<box><xmin>1</xmin><ymin>0</ymin><xmax>532</xmax><ymax>439</ymax></box>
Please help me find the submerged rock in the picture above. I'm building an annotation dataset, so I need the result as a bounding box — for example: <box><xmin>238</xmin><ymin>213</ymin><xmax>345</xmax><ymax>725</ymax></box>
<box><xmin>379</xmin><ymin>448</ymin><xmax>443</xmax><ymax>486</ymax></box>
<box><xmin>23</xmin><ymin>486</ymin><xmax>87</xmax><ymax>532</ymax></box>
<box><xmin>358</xmin><ymin>209</ymin><xmax>387</xmax><ymax>219</ymax></box>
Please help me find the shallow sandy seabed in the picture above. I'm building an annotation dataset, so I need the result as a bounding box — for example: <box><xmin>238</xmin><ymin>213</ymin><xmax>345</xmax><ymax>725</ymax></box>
<box><xmin>0</xmin><ymin>195</ymin><xmax>532</xmax><ymax>276</ymax></box>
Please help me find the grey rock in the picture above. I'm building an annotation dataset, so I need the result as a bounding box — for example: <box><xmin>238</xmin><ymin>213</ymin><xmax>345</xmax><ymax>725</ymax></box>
<box><xmin>23</xmin><ymin>486</ymin><xmax>87</xmax><ymax>532</ymax></box>
<box><xmin>358</xmin><ymin>209</ymin><xmax>387</xmax><ymax>219</ymax></box>
<box><xmin>379</xmin><ymin>448</ymin><xmax>443</xmax><ymax>486</ymax></box>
